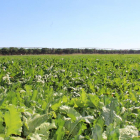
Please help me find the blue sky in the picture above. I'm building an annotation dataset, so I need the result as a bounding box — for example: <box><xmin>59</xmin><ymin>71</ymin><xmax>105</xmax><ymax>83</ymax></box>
<box><xmin>0</xmin><ymin>0</ymin><xmax>140</xmax><ymax>49</ymax></box>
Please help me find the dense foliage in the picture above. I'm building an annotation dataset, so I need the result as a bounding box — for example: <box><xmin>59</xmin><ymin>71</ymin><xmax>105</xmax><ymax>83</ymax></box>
<box><xmin>0</xmin><ymin>47</ymin><xmax>139</xmax><ymax>55</ymax></box>
<box><xmin>0</xmin><ymin>54</ymin><xmax>140</xmax><ymax>139</ymax></box>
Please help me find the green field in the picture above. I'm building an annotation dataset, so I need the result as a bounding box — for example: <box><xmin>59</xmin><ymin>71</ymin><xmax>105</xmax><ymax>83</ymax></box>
<box><xmin>0</xmin><ymin>54</ymin><xmax>140</xmax><ymax>139</ymax></box>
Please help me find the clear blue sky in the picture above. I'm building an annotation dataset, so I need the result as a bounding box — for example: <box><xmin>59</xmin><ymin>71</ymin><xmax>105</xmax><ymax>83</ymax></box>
<box><xmin>0</xmin><ymin>0</ymin><xmax>140</xmax><ymax>49</ymax></box>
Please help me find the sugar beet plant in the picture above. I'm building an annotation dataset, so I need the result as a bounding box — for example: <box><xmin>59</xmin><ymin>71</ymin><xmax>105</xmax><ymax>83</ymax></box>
<box><xmin>0</xmin><ymin>54</ymin><xmax>140</xmax><ymax>139</ymax></box>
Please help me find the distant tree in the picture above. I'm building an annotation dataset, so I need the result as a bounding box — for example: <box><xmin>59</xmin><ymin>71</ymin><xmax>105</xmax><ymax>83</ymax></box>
<box><xmin>33</xmin><ymin>49</ymin><xmax>41</xmax><ymax>54</ymax></box>
<box><xmin>9</xmin><ymin>47</ymin><xmax>18</xmax><ymax>55</ymax></box>
<box><xmin>63</xmin><ymin>49</ymin><xmax>69</xmax><ymax>54</ymax></box>
<box><xmin>1</xmin><ymin>47</ymin><xmax>140</xmax><ymax>55</ymax></box>
<box><xmin>28</xmin><ymin>49</ymin><xmax>33</xmax><ymax>54</ymax></box>
<box><xmin>78</xmin><ymin>49</ymin><xmax>82</xmax><ymax>53</ymax></box>
<box><xmin>51</xmin><ymin>48</ymin><xmax>55</xmax><ymax>54</ymax></box>
<box><xmin>137</xmin><ymin>50</ymin><xmax>140</xmax><ymax>54</ymax></box>
<box><xmin>18</xmin><ymin>48</ymin><xmax>27</xmax><ymax>54</ymax></box>
<box><xmin>41</xmin><ymin>48</ymin><xmax>49</xmax><ymax>54</ymax></box>
<box><xmin>1</xmin><ymin>48</ymin><xmax>9</xmax><ymax>55</ymax></box>
<box><xmin>70</xmin><ymin>49</ymin><xmax>75</xmax><ymax>54</ymax></box>
<box><xmin>55</xmin><ymin>49</ymin><xmax>63</xmax><ymax>54</ymax></box>
<box><xmin>128</xmin><ymin>50</ymin><xmax>134</xmax><ymax>54</ymax></box>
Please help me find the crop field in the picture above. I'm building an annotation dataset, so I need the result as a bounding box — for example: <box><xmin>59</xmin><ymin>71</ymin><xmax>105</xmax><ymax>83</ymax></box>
<box><xmin>1</xmin><ymin>54</ymin><xmax>140</xmax><ymax>140</ymax></box>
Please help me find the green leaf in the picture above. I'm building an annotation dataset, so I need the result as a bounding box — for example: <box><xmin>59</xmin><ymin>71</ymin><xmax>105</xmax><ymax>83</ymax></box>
<box><xmin>103</xmin><ymin>95</ymin><xmax>111</xmax><ymax>106</ymax></box>
<box><xmin>73</xmin><ymin>135</ymin><xmax>85</xmax><ymax>140</ymax></box>
<box><xmin>80</xmin><ymin>89</ymin><xmax>87</xmax><ymax>105</ymax></box>
<box><xmin>91</xmin><ymin>124</ymin><xmax>103</xmax><ymax>140</ymax></box>
<box><xmin>60</xmin><ymin>106</ymin><xmax>81</xmax><ymax>121</ymax></box>
<box><xmin>129</xmin><ymin>92</ymin><xmax>137</xmax><ymax>102</ymax></box>
<box><xmin>24</xmin><ymin>85</ymin><xmax>32</xmax><ymax>92</ymax></box>
<box><xmin>23</xmin><ymin>114</ymin><xmax>48</xmax><ymax>136</ymax></box>
<box><xmin>24</xmin><ymin>85</ymin><xmax>32</xmax><ymax>99</ymax></box>
<box><xmin>0</xmin><ymin>99</ymin><xmax>4</xmax><ymax>107</ymax></box>
<box><xmin>35</xmin><ymin>122</ymin><xmax>57</xmax><ymax>135</ymax></box>
<box><xmin>88</xmin><ymin>94</ymin><xmax>100</xmax><ymax>108</ymax></box>
<box><xmin>0</xmin><ymin>111</ymin><xmax>4</xmax><ymax>134</ymax></box>
<box><xmin>55</xmin><ymin>118</ymin><xmax>65</xmax><ymax>140</ymax></box>
<box><xmin>4</xmin><ymin>105</ymin><xmax>22</xmax><ymax>137</ymax></box>
<box><xmin>27</xmin><ymin>133</ymin><xmax>42</xmax><ymax>140</ymax></box>
<box><xmin>31</xmin><ymin>90</ymin><xmax>38</xmax><ymax>101</ymax></box>
<box><xmin>110</xmin><ymin>98</ymin><xmax>120</xmax><ymax>114</ymax></box>
<box><xmin>34</xmin><ymin>122</ymin><xmax>57</xmax><ymax>140</ymax></box>
<box><xmin>51</xmin><ymin>100</ymin><xmax>61</xmax><ymax>111</ymax></box>
<box><xmin>62</xmin><ymin>95</ymin><xmax>67</xmax><ymax>103</ymax></box>
<box><xmin>106</xmin><ymin>124</ymin><xmax>120</xmax><ymax>140</ymax></box>
<box><xmin>10</xmin><ymin>137</ymin><xmax>24</xmax><ymax>140</ymax></box>
<box><xmin>64</xmin><ymin>117</ymin><xmax>81</xmax><ymax>138</ymax></box>
<box><xmin>102</xmin><ymin>106</ymin><xmax>122</xmax><ymax>126</ymax></box>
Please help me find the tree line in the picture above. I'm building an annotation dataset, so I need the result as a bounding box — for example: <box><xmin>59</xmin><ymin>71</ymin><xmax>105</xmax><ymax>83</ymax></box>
<box><xmin>0</xmin><ymin>47</ymin><xmax>139</xmax><ymax>55</ymax></box>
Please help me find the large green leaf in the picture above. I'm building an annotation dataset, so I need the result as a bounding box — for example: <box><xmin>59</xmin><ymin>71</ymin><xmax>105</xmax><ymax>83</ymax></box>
<box><xmin>106</xmin><ymin>124</ymin><xmax>120</xmax><ymax>140</ymax></box>
<box><xmin>23</xmin><ymin>114</ymin><xmax>47</xmax><ymax>136</ymax></box>
<box><xmin>102</xmin><ymin>106</ymin><xmax>122</xmax><ymax>126</ymax></box>
<box><xmin>60</xmin><ymin>105</ymin><xmax>81</xmax><ymax>121</ymax></box>
<box><xmin>35</xmin><ymin>122</ymin><xmax>56</xmax><ymax>135</ymax></box>
<box><xmin>91</xmin><ymin>124</ymin><xmax>103</xmax><ymax>140</ymax></box>
<box><xmin>28</xmin><ymin>122</ymin><xmax>57</xmax><ymax>140</ymax></box>
<box><xmin>64</xmin><ymin>117</ymin><xmax>81</xmax><ymax>137</ymax></box>
<box><xmin>4</xmin><ymin>105</ymin><xmax>22</xmax><ymax>137</ymax></box>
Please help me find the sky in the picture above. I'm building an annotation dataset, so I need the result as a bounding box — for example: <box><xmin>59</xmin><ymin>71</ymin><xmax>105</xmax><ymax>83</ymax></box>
<box><xmin>0</xmin><ymin>0</ymin><xmax>140</xmax><ymax>50</ymax></box>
